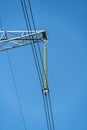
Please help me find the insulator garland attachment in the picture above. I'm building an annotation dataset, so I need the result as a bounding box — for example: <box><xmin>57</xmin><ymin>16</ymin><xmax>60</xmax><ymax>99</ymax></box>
<box><xmin>42</xmin><ymin>43</ymin><xmax>48</xmax><ymax>94</ymax></box>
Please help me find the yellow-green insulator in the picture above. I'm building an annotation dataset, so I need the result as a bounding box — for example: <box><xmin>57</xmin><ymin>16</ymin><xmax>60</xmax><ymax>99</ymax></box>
<box><xmin>43</xmin><ymin>44</ymin><xmax>48</xmax><ymax>93</ymax></box>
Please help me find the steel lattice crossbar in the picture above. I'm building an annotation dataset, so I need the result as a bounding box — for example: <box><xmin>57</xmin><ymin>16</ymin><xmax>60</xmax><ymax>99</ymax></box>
<box><xmin>0</xmin><ymin>30</ymin><xmax>47</xmax><ymax>52</ymax></box>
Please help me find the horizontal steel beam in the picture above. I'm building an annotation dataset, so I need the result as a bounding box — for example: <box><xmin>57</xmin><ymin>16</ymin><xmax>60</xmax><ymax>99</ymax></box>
<box><xmin>0</xmin><ymin>30</ymin><xmax>47</xmax><ymax>52</ymax></box>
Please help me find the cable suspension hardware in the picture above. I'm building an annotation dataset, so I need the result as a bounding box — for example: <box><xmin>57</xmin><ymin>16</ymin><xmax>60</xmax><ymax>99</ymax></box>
<box><xmin>42</xmin><ymin>43</ymin><xmax>55</xmax><ymax>130</ymax></box>
<box><xmin>43</xmin><ymin>43</ymin><xmax>48</xmax><ymax>94</ymax></box>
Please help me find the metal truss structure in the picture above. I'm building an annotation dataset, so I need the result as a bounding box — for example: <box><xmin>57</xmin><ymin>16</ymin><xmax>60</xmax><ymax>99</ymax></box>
<box><xmin>0</xmin><ymin>30</ymin><xmax>47</xmax><ymax>52</ymax></box>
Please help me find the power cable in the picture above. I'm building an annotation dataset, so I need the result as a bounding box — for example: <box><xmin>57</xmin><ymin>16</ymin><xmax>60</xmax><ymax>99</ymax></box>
<box><xmin>48</xmin><ymin>92</ymin><xmax>55</xmax><ymax>130</ymax></box>
<box><xmin>20</xmin><ymin>0</ymin><xmax>43</xmax><ymax>87</ymax></box>
<box><xmin>7</xmin><ymin>51</ymin><xmax>27</xmax><ymax>130</ymax></box>
<box><xmin>27</xmin><ymin>1</ymin><xmax>55</xmax><ymax>130</ymax></box>
<box><xmin>20</xmin><ymin>1</ymin><xmax>52</xmax><ymax>130</ymax></box>
<box><xmin>45</xmin><ymin>94</ymin><xmax>52</xmax><ymax>130</ymax></box>
<box><xmin>20</xmin><ymin>2</ymin><xmax>51</xmax><ymax>130</ymax></box>
<box><xmin>0</xmin><ymin>21</ymin><xmax>27</xmax><ymax>130</ymax></box>
<box><xmin>20</xmin><ymin>1</ymin><xmax>55</xmax><ymax>130</ymax></box>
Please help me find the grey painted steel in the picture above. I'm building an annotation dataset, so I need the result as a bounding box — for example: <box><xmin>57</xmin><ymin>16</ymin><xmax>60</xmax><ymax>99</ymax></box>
<box><xmin>0</xmin><ymin>30</ymin><xmax>47</xmax><ymax>52</ymax></box>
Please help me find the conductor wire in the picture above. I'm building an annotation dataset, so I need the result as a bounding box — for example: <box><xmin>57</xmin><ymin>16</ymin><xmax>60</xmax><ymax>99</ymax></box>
<box><xmin>0</xmin><ymin>20</ymin><xmax>27</xmax><ymax>130</ymax></box>
<box><xmin>27</xmin><ymin>1</ymin><xmax>55</xmax><ymax>130</ymax></box>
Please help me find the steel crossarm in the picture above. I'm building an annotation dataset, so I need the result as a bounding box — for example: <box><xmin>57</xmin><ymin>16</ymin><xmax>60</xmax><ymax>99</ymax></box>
<box><xmin>0</xmin><ymin>30</ymin><xmax>47</xmax><ymax>52</ymax></box>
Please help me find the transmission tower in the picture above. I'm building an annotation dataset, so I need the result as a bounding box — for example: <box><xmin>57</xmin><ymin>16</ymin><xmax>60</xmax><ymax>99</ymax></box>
<box><xmin>0</xmin><ymin>29</ymin><xmax>55</xmax><ymax>130</ymax></box>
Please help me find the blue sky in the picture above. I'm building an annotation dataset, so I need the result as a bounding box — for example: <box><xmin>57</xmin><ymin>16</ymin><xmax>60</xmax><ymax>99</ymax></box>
<box><xmin>0</xmin><ymin>0</ymin><xmax>87</xmax><ymax>130</ymax></box>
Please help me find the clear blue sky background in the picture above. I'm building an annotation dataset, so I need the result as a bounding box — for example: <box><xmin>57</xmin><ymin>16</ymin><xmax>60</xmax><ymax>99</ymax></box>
<box><xmin>0</xmin><ymin>0</ymin><xmax>87</xmax><ymax>130</ymax></box>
